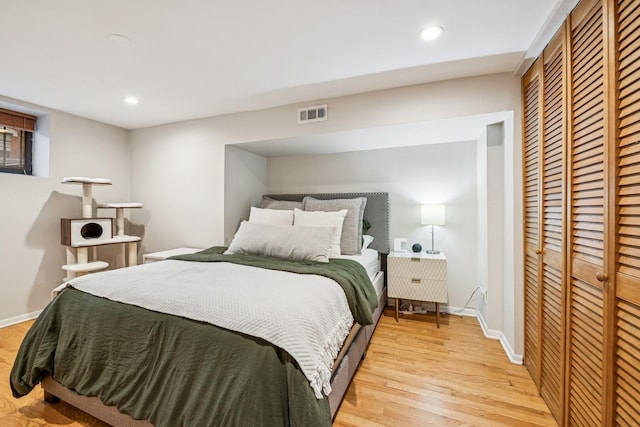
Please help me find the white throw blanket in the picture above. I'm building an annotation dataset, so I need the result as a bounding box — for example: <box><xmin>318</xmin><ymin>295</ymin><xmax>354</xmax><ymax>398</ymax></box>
<box><xmin>62</xmin><ymin>260</ymin><xmax>354</xmax><ymax>399</ymax></box>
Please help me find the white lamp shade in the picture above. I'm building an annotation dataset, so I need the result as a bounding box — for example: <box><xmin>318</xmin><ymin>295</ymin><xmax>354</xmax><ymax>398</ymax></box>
<box><xmin>421</xmin><ymin>204</ymin><xmax>446</xmax><ymax>225</ymax></box>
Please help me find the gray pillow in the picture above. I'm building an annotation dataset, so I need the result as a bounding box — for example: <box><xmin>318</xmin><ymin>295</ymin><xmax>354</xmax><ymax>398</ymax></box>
<box><xmin>224</xmin><ymin>221</ymin><xmax>333</xmax><ymax>263</ymax></box>
<box><xmin>302</xmin><ymin>196</ymin><xmax>367</xmax><ymax>255</ymax></box>
<box><xmin>259</xmin><ymin>196</ymin><xmax>302</xmax><ymax>210</ymax></box>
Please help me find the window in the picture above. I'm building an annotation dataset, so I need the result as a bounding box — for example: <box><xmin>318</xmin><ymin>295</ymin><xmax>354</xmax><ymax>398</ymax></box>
<box><xmin>0</xmin><ymin>108</ymin><xmax>36</xmax><ymax>175</ymax></box>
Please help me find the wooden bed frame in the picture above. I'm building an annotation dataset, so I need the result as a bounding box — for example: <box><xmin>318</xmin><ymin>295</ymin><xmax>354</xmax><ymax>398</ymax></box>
<box><xmin>42</xmin><ymin>192</ymin><xmax>390</xmax><ymax>425</ymax></box>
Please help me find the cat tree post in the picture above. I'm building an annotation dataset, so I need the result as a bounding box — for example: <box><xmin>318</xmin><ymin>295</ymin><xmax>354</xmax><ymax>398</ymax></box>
<box><xmin>76</xmin><ymin>248</ymin><xmax>89</xmax><ymax>274</ymax></box>
<box><xmin>116</xmin><ymin>208</ymin><xmax>125</xmax><ymax>235</ymax></box>
<box><xmin>97</xmin><ymin>203</ymin><xmax>143</xmax><ymax>268</ymax></box>
<box><xmin>65</xmin><ymin>247</ymin><xmax>77</xmax><ymax>279</ymax></box>
<box><xmin>82</xmin><ymin>183</ymin><xmax>93</xmax><ymax>218</ymax></box>
<box><xmin>128</xmin><ymin>242</ymin><xmax>138</xmax><ymax>266</ymax></box>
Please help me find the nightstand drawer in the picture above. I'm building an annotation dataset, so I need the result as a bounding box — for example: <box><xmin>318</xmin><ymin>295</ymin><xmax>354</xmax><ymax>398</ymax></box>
<box><xmin>388</xmin><ymin>276</ymin><xmax>448</xmax><ymax>303</ymax></box>
<box><xmin>388</xmin><ymin>256</ymin><xmax>447</xmax><ymax>280</ymax></box>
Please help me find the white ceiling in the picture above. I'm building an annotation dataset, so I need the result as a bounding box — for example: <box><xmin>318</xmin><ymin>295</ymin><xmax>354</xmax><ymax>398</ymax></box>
<box><xmin>1</xmin><ymin>0</ymin><xmax>567</xmax><ymax>130</ymax></box>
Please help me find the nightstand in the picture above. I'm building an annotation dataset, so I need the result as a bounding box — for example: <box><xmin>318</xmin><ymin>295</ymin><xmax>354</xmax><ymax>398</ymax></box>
<box><xmin>143</xmin><ymin>247</ymin><xmax>203</xmax><ymax>264</ymax></box>
<box><xmin>387</xmin><ymin>251</ymin><xmax>448</xmax><ymax>327</ymax></box>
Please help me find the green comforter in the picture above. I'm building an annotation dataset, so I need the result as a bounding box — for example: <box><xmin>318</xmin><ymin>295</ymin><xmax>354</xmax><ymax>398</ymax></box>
<box><xmin>10</xmin><ymin>249</ymin><xmax>377</xmax><ymax>427</ymax></box>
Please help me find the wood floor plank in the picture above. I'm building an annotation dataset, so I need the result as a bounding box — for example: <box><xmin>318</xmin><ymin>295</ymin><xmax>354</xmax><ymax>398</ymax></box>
<box><xmin>0</xmin><ymin>312</ymin><xmax>556</xmax><ymax>426</ymax></box>
<box><xmin>333</xmin><ymin>312</ymin><xmax>557</xmax><ymax>427</ymax></box>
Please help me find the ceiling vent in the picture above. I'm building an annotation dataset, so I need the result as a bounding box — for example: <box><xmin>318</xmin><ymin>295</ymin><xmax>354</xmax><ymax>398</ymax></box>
<box><xmin>297</xmin><ymin>104</ymin><xmax>327</xmax><ymax>124</ymax></box>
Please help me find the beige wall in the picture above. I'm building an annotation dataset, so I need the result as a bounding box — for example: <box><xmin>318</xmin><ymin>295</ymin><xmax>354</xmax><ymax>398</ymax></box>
<box><xmin>4</xmin><ymin>72</ymin><xmax>524</xmax><ymax>358</ymax></box>
<box><xmin>266</xmin><ymin>141</ymin><xmax>478</xmax><ymax>310</ymax></box>
<box><xmin>129</xmin><ymin>121</ymin><xmax>227</xmax><ymax>253</ymax></box>
<box><xmin>0</xmin><ymin>97</ymin><xmax>129</xmax><ymax>325</ymax></box>
<box><xmin>224</xmin><ymin>146</ymin><xmax>267</xmax><ymax>244</ymax></box>
<box><xmin>130</xmin><ymin>72</ymin><xmax>523</xmax><ymax>357</ymax></box>
<box><xmin>131</xmin><ymin>72</ymin><xmax>520</xmax><ymax>251</ymax></box>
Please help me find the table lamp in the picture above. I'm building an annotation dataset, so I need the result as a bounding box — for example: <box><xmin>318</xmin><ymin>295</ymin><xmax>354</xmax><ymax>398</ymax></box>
<box><xmin>421</xmin><ymin>204</ymin><xmax>445</xmax><ymax>254</ymax></box>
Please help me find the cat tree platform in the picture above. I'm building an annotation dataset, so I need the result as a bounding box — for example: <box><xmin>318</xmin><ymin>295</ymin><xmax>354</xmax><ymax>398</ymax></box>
<box><xmin>97</xmin><ymin>203</ymin><xmax>142</xmax><ymax>237</ymax></box>
<box><xmin>62</xmin><ymin>177</ymin><xmax>112</xmax><ymax>218</ymax></box>
<box><xmin>70</xmin><ymin>235</ymin><xmax>141</xmax><ymax>248</ymax></box>
<box><xmin>62</xmin><ymin>261</ymin><xmax>109</xmax><ymax>274</ymax></box>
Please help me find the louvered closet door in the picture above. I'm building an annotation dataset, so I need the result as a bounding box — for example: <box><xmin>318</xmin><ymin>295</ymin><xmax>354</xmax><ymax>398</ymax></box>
<box><xmin>566</xmin><ymin>0</ymin><xmax>610</xmax><ymax>425</ymax></box>
<box><xmin>523</xmin><ymin>61</ymin><xmax>542</xmax><ymax>388</ymax></box>
<box><xmin>539</xmin><ymin>28</ymin><xmax>566</xmax><ymax>423</ymax></box>
<box><xmin>615</xmin><ymin>0</ymin><xmax>640</xmax><ymax>424</ymax></box>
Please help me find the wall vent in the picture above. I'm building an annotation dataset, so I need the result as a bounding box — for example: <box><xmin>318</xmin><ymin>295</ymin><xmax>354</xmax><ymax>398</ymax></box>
<box><xmin>297</xmin><ymin>104</ymin><xmax>327</xmax><ymax>124</ymax></box>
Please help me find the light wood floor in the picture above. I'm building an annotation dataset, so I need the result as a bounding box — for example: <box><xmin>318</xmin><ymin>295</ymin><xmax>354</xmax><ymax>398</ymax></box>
<box><xmin>0</xmin><ymin>310</ymin><xmax>556</xmax><ymax>426</ymax></box>
<box><xmin>334</xmin><ymin>311</ymin><xmax>557</xmax><ymax>426</ymax></box>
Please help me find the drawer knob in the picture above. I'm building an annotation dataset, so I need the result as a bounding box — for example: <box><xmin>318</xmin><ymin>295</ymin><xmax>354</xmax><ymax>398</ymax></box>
<box><xmin>411</xmin><ymin>278</ymin><xmax>421</xmax><ymax>283</ymax></box>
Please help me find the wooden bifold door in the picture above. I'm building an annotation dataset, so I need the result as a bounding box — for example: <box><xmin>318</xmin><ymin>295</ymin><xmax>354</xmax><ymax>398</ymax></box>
<box><xmin>523</xmin><ymin>23</ymin><xmax>567</xmax><ymax>423</ymax></box>
<box><xmin>522</xmin><ymin>0</ymin><xmax>640</xmax><ymax>425</ymax></box>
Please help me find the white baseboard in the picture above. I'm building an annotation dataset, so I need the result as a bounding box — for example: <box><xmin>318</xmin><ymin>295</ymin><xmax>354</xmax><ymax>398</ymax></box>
<box><xmin>442</xmin><ymin>305</ymin><xmax>477</xmax><ymax>317</ymax></box>
<box><xmin>376</xmin><ymin>299</ymin><xmax>523</xmax><ymax>364</ymax></box>
<box><xmin>445</xmin><ymin>306</ymin><xmax>523</xmax><ymax>364</ymax></box>
<box><xmin>0</xmin><ymin>310</ymin><xmax>42</xmax><ymax>329</ymax></box>
<box><xmin>476</xmin><ymin>310</ymin><xmax>523</xmax><ymax>365</ymax></box>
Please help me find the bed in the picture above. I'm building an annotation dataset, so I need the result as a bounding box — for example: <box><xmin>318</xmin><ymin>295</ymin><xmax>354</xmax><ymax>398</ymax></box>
<box><xmin>10</xmin><ymin>192</ymin><xmax>389</xmax><ymax>426</ymax></box>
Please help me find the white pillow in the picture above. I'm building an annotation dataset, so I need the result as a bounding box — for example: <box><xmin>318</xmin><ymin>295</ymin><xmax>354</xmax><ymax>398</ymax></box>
<box><xmin>248</xmin><ymin>206</ymin><xmax>294</xmax><ymax>225</ymax></box>
<box><xmin>224</xmin><ymin>221</ymin><xmax>333</xmax><ymax>263</ymax></box>
<box><xmin>362</xmin><ymin>234</ymin><xmax>374</xmax><ymax>250</ymax></box>
<box><xmin>293</xmin><ymin>208</ymin><xmax>347</xmax><ymax>257</ymax></box>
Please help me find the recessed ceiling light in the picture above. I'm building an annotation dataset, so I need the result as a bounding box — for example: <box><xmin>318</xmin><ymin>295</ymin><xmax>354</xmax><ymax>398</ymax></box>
<box><xmin>421</xmin><ymin>25</ymin><xmax>444</xmax><ymax>41</ymax></box>
<box><xmin>123</xmin><ymin>96</ymin><xmax>139</xmax><ymax>105</ymax></box>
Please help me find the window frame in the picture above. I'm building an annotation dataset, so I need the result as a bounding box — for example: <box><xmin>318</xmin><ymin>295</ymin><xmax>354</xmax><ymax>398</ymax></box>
<box><xmin>0</xmin><ymin>108</ymin><xmax>36</xmax><ymax>176</ymax></box>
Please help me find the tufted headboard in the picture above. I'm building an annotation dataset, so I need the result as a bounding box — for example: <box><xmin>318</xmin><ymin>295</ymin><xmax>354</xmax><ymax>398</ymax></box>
<box><xmin>263</xmin><ymin>192</ymin><xmax>390</xmax><ymax>254</ymax></box>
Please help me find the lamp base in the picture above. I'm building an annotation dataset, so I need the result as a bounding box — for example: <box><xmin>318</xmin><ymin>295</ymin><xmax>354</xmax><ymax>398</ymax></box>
<box><xmin>426</xmin><ymin>249</ymin><xmax>440</xmax><ymax>254</ymax></box>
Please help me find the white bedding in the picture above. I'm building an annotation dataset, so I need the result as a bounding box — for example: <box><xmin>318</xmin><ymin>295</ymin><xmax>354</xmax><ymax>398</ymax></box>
<box><xmin>371</xmin><ymin>271</ymin><xmax>385</xmax><ymax>297</ymax></box>
<box><xmin>62</xmin><ymin>260</ymin><xmax>354</xmax><ymax>399</ymax></box>
<box><xmin>335</xmin><ymin>248</ymin><xmax>379</xmax><ymax>282</ymax></box>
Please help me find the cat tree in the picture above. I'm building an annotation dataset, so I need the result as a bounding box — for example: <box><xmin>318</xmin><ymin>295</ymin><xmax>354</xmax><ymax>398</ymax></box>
<box><xmin>61</xmin><ymin>177</ymin><xmax>142</xmax><ymax>280</ymax></box>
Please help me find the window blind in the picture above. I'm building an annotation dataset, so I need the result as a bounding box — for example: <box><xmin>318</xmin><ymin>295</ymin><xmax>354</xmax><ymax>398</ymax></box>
<box><xmin>0</xmin><ymin>108</ymin><xmax>36</xmax><ymax>131</ymax></box>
